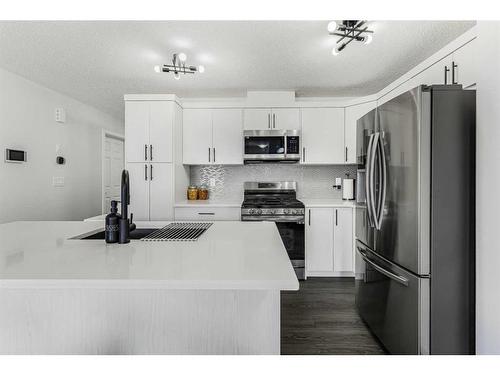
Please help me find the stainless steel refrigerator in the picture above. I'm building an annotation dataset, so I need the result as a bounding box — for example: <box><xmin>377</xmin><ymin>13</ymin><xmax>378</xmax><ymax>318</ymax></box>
<box><xmin>355</xmin><ymin>85</ymin><xmax>475</xmax><ymax>354</ymax></box>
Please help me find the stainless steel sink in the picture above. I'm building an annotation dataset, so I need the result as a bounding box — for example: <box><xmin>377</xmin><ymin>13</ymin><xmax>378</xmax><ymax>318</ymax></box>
<box><xmin>72</xmin><ymin>228</ymin><xmax>158</xmax><ymax>240</ymax></box>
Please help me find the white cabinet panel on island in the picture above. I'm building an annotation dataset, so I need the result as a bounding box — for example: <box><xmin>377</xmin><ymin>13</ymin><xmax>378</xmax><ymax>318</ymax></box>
<box><xmin>301</xmin><ymin>108</ymin><xmax>345</xmax><ymax>164</ymax></box>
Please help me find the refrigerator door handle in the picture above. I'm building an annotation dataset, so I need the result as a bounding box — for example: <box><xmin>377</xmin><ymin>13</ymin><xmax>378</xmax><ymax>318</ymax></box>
<box><xmin>365</xmin><ymin>133</ymin><xmax>375</xmax><ymax>227</ymax></box>
<box><xmin>367</xmin><ymin>133</ymin><xmax>379</xmax><ymax>228</ymax></box>
<box><xmin>374</xmin><ymin>133</ymin><xmax>387</xmax><ymax>230</ymax></box>
<box><xmin>357</xmin><ymin>246</ymin><xmax>409</xmax><ymax>287</ymax></box>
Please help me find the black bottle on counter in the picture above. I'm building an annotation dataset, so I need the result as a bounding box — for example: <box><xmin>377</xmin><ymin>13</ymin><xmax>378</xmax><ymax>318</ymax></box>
<box><xmin>105</xmin><ymin>200</ymin><xmax>120</xmax><ymax>243</ymax></box>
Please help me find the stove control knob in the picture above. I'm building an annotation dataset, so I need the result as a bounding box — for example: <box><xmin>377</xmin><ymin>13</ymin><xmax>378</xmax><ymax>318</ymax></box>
<box><xmin>256</xmin><ymin>209</ymin><xmax>262</xmax><ymax>215</ymax></box>
<box><xmin>248</xmin><ymin>209</ymin><xmax>255</xmax><ymax>215</ymax></box>
<box><xmin>283</xmin><ymin>209</ymin><xmax>290</xmax><ymax>215</ymax></box>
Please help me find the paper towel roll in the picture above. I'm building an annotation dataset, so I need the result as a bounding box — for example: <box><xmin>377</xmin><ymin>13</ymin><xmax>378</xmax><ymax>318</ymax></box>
<box><xmin>342</xmin><ymin>178</ymin><xmax>355</xmax><ymax>200</ymax></box>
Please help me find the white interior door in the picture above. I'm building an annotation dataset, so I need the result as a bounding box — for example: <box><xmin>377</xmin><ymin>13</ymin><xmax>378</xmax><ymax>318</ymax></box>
<box><xmin>243</xmin><ymin>108</ymin><xmax>272</xmax><ymax>130</ymax></box>
<box><xmin>125</xmin><ymin>101</ymin><xmax>149</xmax><ymax>162</ymax></box>
<box><xmin>271</xmin><ymin>108</ymin><xmax>300</xmax><ymax>130</ymax></box>
<box><xmin>306</xmin><ymin>208</ymin><xmax>334</xmax><ymax>272</ymax></box>
<box><xmin>183</xmin><ymin>109</ymin><xmax>213</xmax><ymax>164</ymax></box>
<box><xmin>301</xmin><ymin>108</ymin><xmax>345</xmax><ymax>164</ymax></box>
<box><xmin>149</xmin><ymin>163</ymin><xmax>174</xmax><ymax>221</ymax></box>
<box><xmin>212</xmin><ymin>109</ymin><xmax>243</xmax><ymax>165</ymax></box>
<box><xmin>103</xmin><ymin>136</ymin><xmax>124</xmax><ymax>213</ymax></box>
<box><xmin>126</xmin><ymin>162</ymin><xmax>150</xmax><ymax>221</ymax></box>
<box><xmin>333</xmin><ymin>208</ymin><xmax>354</xmax><ymax>273</ymax></box>
<box><xmin>149</xmin><ymin>101</ymin><xmax>173</xmax><ymax>163</ymax></box>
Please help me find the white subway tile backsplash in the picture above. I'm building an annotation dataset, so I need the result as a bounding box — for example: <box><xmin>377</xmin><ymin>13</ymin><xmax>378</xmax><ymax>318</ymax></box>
<box><xmin>190</xmin><ymin>164</ymin><xmax>357</xmax><ymax>202</ymax></box>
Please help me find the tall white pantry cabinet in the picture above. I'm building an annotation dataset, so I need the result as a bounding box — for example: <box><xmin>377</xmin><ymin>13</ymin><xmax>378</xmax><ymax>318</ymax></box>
<box><xmin>124</xmin><ymin>95</ymin><xmax>188</xmax><ymax>221</ymax></box>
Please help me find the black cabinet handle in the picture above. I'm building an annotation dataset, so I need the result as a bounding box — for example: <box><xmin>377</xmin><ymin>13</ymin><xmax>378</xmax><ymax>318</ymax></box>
<box><xmin>345</xmin><ymin>147</ymin><xmax>348</xmax><ymax>162</ymax></box>
<box><xmin>444</xmin><ymin>66</ymin><xmax>450</xmax><ymax>85</ymax></box>
<box><xmin>452</xmin><ymin>61</ymin><xmax>458</xmax><ymax>84</ymax></box>
<box><xmin>213</xmin><ymin>148</ymin><xmax>216</xmax><ymax>163</ymax></box>
<box><xmin>150</xmin><ymin>164</ymin><xmax>153</xmax><ymax>180</ymax></box>
<box><xmin>273</xmin><ymin>113</ymin><xmax>276</xmax><ymax>129</ymax></box>
<box><xmin>144</xmin><ymin>164</ymin><xmax>148</xmax><ymax>181</ymax></box>
<box><xmin>150</xmin><ymin>144</ymin><xmax>153</xmax><ymax>160</ymax></box>
<box><xmin>145</xmin><ymin>145</ymin><xmax>148</xmax><ymax>161</ymax></box>
<box><xmin>208</xmin><ymin>147</ymin><xmax>211</xmax><ymax>163</ymax></box>
<box><xmin>198</xmin><ymin>212</ymin><xmax>215</xmax><ymax>215</ymax></box>
<box><xmin>336</xmin><ymin>209</ymin><xmax>338</xmax><ymax>226</ymax></box>
<box><xmin>308</xmin><ymin>209</ymin><xmax>311</xmax><ymax>226</ymax></box>
<box><xmin>303</xmin><ymin>147</ymin><xmax>306</xmax><ymax>162</ymax></box>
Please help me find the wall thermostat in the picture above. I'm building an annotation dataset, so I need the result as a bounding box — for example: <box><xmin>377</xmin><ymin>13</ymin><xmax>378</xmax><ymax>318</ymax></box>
<box><xmin>5</xmin><ymin>149</ymin><xmax>27</xmax><ymax>163</ymax></box>
<box><xmin>56</xmin><ymin>156</ymin><xmax>66</xmax><ymax>165</ymax></box>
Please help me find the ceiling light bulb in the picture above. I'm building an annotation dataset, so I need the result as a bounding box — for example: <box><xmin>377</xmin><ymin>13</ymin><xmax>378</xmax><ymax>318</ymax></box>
<box><xmin>198</xmin><ymin>65</ymin><xmax>205</xmax><ymax>73</ymax></box>
<box><xmin>327</xmin><ymin>21</ymin><xmax>338</xmax><ymax>33</ymax></box>
<box><xmin>332</xmin><ymin>45</ymin><xmax>340</xmax><ymax>56</ymax></box>
<box><xmin>174</xmin><ymin>73</ymin><xmax>180</xmax><ymax>80</ymax></box>
<box><xmin>154</xmin><ymin>65</ymin><xmax>161</xmax><ymax>73</ymax></box>
<box><xmin>178</xmin><ymin>52</ymin><xmax>187</xmax><ymax>62</ymax></box>
<box><xmin>364</xmin><ymin>34</ymin><xmax>373</xmax><ymax>45</ymax></box>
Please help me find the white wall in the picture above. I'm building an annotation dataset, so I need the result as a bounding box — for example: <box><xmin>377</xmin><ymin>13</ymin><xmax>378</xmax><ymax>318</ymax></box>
<box><xmin>0</xmin><ymin>67</ymin><xmax>123</xmax><ymax>224</ymax></box>
<box><xmin>476</xmin><ymin>21</ymin><xmax>500</xmax><ymax>354</ymax></box>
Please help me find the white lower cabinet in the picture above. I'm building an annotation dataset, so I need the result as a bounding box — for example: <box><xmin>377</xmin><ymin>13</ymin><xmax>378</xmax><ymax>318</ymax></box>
<box><xmin>305</xmin><ymin>206</ymin><xmax>354</xmax><ymax>277</ymax></box>
<box><xmin>174</xmin><ymin>206</ymin><xmax>241</xmax><ymax>221</ymax></box>
<box><xmin>127</xmin><ymin>162</ymin><xmax>174</xmax><ymax>221</ymax></box>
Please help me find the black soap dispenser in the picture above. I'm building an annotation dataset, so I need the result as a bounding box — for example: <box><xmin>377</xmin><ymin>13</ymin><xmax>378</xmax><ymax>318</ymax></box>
<box><xmin>105</xmin><ymin>200</ymin><xmax>120</xmax><ymax>243</ymax></box>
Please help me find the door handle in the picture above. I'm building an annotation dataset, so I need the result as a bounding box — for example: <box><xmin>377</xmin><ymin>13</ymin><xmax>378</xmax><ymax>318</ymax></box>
<box><xmin>150</xmin><ymin>144</ymin><xmax>153</xmax><ymax>161</ymax></box>
<box><xmin>273</xmin><ymin>113</ymin><xmax>276</xmax><ymax>129</ymax></box>
<box><xmin>144</xmin><ymin>164</ymin><xmax>148</xmax><ymax>181</ymax></box>
<box><xmin>452</xmin><ymin>61</ymin><xmax>458</xmax><ymax>84</ymax></box>
<box><xmin>375</xmin><ymin>134</ymin><xmax>387</xmax><ymax>230</ymax></box>
<box><xmin>208</xmin><ymin>147</ymin><xmax>211</xmax><ymax>163</ymax></box>
<box><xmin>365</xmin><ymin>133</ymin><xmax>376</xmax><ymax>228</ymax></box>
<box><xmin>357</xmin><ymin>247</ymin><xmax>409</xmax><ymax>286</ymax></box>
<box><xmin>145</xmin><ymin>145</ymin><xmax>148</xmax><ymax>161</ymax></box>
<box><xmin>150</xmin><ymin>164</ymin><xmax>153</xmax><ymax>180</ymax></box>
<box><xmin>444</xmin><ymin>66</ymin><xmax>450</xmax><ymax>84</ymax></box>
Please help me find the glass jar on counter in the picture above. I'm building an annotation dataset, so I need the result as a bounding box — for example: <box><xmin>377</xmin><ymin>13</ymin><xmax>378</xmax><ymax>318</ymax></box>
<box><xmin>187</xmin><ymin>186</ymin><xmax>198</xmax><ymax>200</ymax></box>
<box><xmin>198</xmin><ymin>185</ymin><xmax>209</xmax><ymax>200</ymax></box>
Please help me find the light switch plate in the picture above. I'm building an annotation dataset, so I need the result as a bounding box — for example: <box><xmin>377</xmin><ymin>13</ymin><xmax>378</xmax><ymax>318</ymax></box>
<box><xmin>55</xmin><ymin>108</ymin><xmax>66</xmax><ymax>123</ymax></box>
<box><xmin>52</xmin><ymin>176</ymin><xmax>65</xmax><ymax>187</ymax></box>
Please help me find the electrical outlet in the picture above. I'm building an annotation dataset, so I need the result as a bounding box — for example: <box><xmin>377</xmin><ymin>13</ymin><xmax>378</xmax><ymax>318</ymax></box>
<box><xmin>52</xmin><ymin>176</ymin><xmax>65</xmax><ymax>187</ymax></box>
<box><xmin>209</xmin><ymin>178</ymin><xmax>216</xmax><ymax>187</ymax></box>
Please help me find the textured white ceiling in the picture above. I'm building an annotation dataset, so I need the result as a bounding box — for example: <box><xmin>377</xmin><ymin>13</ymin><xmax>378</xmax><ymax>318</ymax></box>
<box><xmin>0</xmin><ymin>21</ymin><xmax>475</xmax><ymax>119</ymax></box>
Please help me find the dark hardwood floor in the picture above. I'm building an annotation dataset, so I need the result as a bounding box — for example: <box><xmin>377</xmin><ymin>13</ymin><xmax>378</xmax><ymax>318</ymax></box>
<box><xmin>281</xmin><ymin>277</ymin><xmax>386</xmax><ymax>355</ymax></box>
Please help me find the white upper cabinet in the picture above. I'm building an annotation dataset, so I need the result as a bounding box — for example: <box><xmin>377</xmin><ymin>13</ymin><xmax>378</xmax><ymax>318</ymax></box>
<box><xmin>125</xmin><ymin>101</ymin><xmax>173</xmax><ymax>163</ymax></box>
<box><xmin>183</xmin><ymin>108</ymin><xmax>243</xmax><ymax>165</ymax></box>
<box><xmin>417</xmin><ymin>54</ymin><xmax>453</xmax><ymax>86</ymax></box>
<box><xmin>183</xmin><ymin>109</ymin><xmax>213</xmax><ymax>165</ymax></box>
<box><xmin>212</xmin><ymin>109</ymin><xmax>243</xmax><ymax>165</ymax></box>
<box><xmin>345</xmin><ymin>101</ymin><xmax>376</xmax><ymax>164</ymax></box>
<box><xmin>243</xmin><ymin>108</ymin><xmax>300</xmax><ymax>130</ymax></box>
<box><xmin>333</xmin><ymin>208</ymin><xmax>354</xmax><ymax>273</ymax></box>
<box><xmin>149</xmin><ymin>102</ymin><xmax>174</xmax><ymax>163</ymax></box>
<box><xmin>243</xmin><ymin>108</ymin><xmax>272</xmax><ymax>130</ymax></box>
<box><xmin>125</xmin><ymin>101</ymin><xmax>150</xmax><ymax>163</ymax></box>
<box><xmin>452</xmin><ymin>38</ymin><xmax>476</xmax><ymax>88</ymax></box>
<box><xmin>301</xmin><ymin>108</ymin><xmax>345</xmax><ymax>164</ymax></box>
<box><xmin>271</xmin><ymin>108</ymin><xmax>300</xmax><ymax>130</ymax></box>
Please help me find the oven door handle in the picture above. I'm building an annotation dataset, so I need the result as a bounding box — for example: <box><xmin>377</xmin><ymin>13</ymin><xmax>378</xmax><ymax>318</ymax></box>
<box><xmin>241</xmin><ymin>216</ymin><xmax>305</xmax><ymax>223</ymax></box>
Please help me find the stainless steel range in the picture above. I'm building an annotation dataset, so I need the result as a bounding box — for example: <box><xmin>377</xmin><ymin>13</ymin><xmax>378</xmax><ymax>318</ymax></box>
<box><xmin>241</xmin><ymin>181</ymin><xmax>305</xmax><ymax>279</ymax></box>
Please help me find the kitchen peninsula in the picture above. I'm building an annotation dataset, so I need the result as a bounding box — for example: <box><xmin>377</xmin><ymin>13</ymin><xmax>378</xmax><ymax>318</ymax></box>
<box><xmin>0</xmin><ymin>220</ymin><xmax>298</xmax><ymax>354</ymax></box>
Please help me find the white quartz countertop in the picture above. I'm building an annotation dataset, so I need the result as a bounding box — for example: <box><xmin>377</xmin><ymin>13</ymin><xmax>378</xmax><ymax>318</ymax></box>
<box><xmin>174</xmin><ymin>200</ymin><xmax>242</xmax><ymax>208</ymax></box>
<box><xmin>0</xmin><ymin>221</ymin><xmax>298</xmax><ymax>291</ymax></box>
<box><xmin>301</xmin><ymin>198</ymin><xmax>356</xmax><ymax>208</ymax></box>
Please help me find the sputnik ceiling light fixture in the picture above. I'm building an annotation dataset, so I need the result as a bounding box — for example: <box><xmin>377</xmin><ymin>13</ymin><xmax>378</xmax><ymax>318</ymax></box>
<box><xmin>327</xmin><ymin>20</ymin><xmax>374</xmax><ymax>56</ymax></box>
<box><xmin>154</xmin><ymin>53</ymin><xmax>205</xmax><ymax>80</ymax></box>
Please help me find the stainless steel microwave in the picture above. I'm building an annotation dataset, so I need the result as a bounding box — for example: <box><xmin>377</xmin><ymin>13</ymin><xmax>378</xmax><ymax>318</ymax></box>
<box><xmin>244</xmin><ymin>130</ymin><xmax>301</xmax><ymax>163</ymax></box>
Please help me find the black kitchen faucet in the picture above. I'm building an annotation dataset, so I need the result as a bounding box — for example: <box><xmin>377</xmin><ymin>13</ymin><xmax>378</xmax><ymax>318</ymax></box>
<box><xmin>118</xmin><ymin>169</ymin><xmax>136</xmax><ymax>244</ymax></box>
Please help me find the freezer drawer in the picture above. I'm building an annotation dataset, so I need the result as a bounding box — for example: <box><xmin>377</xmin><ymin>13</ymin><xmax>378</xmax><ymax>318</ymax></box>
<box><xmin>355</xmin><ymin>241</ymin><xmax>429</xmax><ymax>354</ymax></box>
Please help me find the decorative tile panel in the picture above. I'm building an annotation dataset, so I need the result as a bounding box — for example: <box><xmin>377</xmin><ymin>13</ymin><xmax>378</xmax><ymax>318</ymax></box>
<box><xmin>190</xmin><ymin>164</ymin><xmax>357</xmax><ymax>202</ymax></box>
